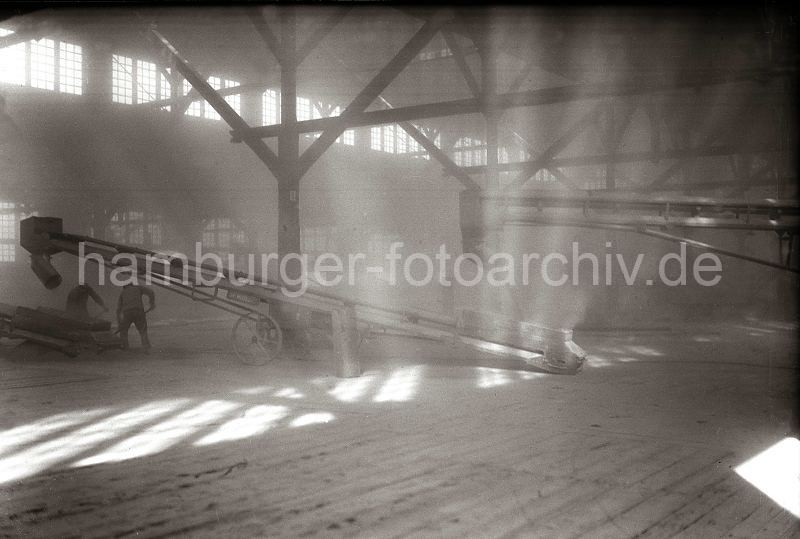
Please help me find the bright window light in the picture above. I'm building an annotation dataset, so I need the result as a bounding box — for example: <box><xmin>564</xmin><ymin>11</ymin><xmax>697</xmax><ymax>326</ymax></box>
<box><xmin>370</xmin><ymin>126</ymin><xmax>381</xmax><ymax>150</ymax></box>
<box><xmin>183</xmin><ymin>79</ymin><xmax>202</xmax><ymax>117</ymax></box>
<box><xmin>0</xmin><ymin>29</ymin><xmax>26</xmax><ymax>85</ymax></box>
<box><xmin>0</xmin><ymin>211</ymin><xmax>15</xmax><ymax>240</ymax></box>
<box><xmin>58</xmin><ymin>41</ymin><xmax>82</xmax><ymax>94</ymax></box>
<box><xmin>735</xmin><ymin>437</ymin><xmax>800</xmax><ymax>518</ymax></box>
<box><xmin>194</xmin><ymin>405</ymin><xmax>288</xmax><ymax>446</ymax></box>
<box><xmin>73</xmin><ymin>400</ymin><xmax>240</xmax><ymax>466</ymax></box>
<box><xmin>382</xmin><ymin>124</ymin><xmax>395</xmax><ymax>154</ymax></box>
<box><xmin>112</xmin><ymin>54</ymin><xmax>134</xmax><ymax>104</ymax></box>
<box><xmin>373</xmin><ymin>366</ymin><xmax>422</xmax><ymax>402</ymax></box>
<box><xmin>396</xmin><ymin>128</ymin><xmax>407</xmax><ymax>154</ymax></box>
<box><xmin>290</xmin><ymin>412</ymin><xmax>334</xmax><ymax>428</ymax></box>
<box><xmin>223</xmin><ymin>78</ymin><xmax>240</xmax><ymax>115</ymax></box>
<box><xmin>341</xmin><ymin>129</ymin><xmax>355</xmax><ymax>146</ymax></box>
<box><xmin>159</xmin><ymin>69</ymin><xmax>171</xmax><ymax>110</ymax></box>
<box><xmin>262</xmin><ymin>89</ymin><xmax>279</xmax><ymax>125</ymax></box>
<box><xmin>30</xmin><ymin>38</ymin><xmax>55</xmax><ymax>90</ymax></box>
<box><xmin>205</xmin><ymin>76</ymin><xmax>222</xmax><ymax>120</ymax></box>
<box><xmin>135</xmin><ymin>59</ymin><xmax>157</xmax><ymax>103</ymax></box>
<box><xmin>296</xmin><ymin>96</ymin><xmax>312</xmax><ymax>121</ymax></box>
<box><xmin>0</xmin><ymin>244</ymin><xmax>14</xmax><ymax>262</ymax></box>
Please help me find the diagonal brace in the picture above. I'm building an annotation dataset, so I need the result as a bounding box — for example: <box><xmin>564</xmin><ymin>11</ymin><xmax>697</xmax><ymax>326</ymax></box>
<box><xmin>295</xmin><ymin>12</ymin><xmax>450</xmax><ymax>180</ymax></box>
<box><xmin>150</xmin><ymin>28</ymin><xmax>280</xmax><ymax>177</ymax></box>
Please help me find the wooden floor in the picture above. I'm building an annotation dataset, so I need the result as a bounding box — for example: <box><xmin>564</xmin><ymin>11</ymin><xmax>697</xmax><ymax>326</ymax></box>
<box><xmin>0</xmin><ymin>318</ymin><xmax>797</xmax><ymax>538</ymax></box>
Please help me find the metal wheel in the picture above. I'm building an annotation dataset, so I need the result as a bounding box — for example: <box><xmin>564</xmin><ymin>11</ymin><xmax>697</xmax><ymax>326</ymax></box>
<box><xmin>231</xmin><ymin>313</ymin><xmax>282</xmax><ymax>365</ymax></box>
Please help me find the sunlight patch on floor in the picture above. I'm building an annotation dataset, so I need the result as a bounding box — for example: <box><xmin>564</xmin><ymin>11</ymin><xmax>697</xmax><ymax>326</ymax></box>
<box><xmin>0</xmin><ymin>400</ymin><xmax>188</xmax><ymax>483</ymax></box>
<box><xmin>274</xmin><ymin>387</ymin><xmax>305</xmax><ymax>399</ymax></box>
<box><xmin>72</xmin><ymin>400</ymin><xmax>240</xmax><ymax>467</ymax></box>
<box><xmin>329</xmin><ymin>373</ymin><xmax>378</xmax><ymax>402</ymax></box>
<box><xmin>476</xmin><ymin>367</ymin><xmax>511</xmax><ymax>388</ymax></box>
<box><xmin>735</xmin><ymin>437</ymin><xmax>800</xmax><ymax>518</ymax></box>
<box><xmin>373</xmin><ymin>366</ymin><xmax>423</xmax><ymax>402</ymax></box>
<box><xmin>234</xmin><ymin>386</ymin><xmax>274</xmax><ymax>395</ymax></box>
<box><xmin>290</xmin><ymin>412</ymin><xmax>335</xmax><ymax>427</ymax></box>
<box><xmin>194</xmin><ymin>405</ymin><xmax>289</xmax><ymax>446</ymax></box>
<box><xmin>0</xmin><ymin>408</ymin><xmax>111</xmax><ymax>458</ymax></box>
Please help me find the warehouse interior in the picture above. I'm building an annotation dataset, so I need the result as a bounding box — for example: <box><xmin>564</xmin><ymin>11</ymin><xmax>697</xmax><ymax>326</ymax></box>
<box><xmin>0</xmin><ymin>3</ymin><xmax>798</xmax><ymax>536</ymax></box>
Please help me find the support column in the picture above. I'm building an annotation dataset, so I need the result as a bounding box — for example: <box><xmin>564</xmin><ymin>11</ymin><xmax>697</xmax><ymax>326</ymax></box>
<box><xmin>331</xmin><ymin>304</ymin><xmax>361</xmax><ymax>378</ymax></box>
<box><xmin>278</xmin><ymin>7</ymin><xmax>301</xmax><ymax>281</ymax></box>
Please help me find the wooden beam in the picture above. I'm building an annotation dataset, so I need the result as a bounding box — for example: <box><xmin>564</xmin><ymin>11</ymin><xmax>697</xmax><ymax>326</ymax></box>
<box><xmin>398</xmin><ymin>121</ymin><xmax>480</xmax><ymax>190</ymax></box>
<box><xmin>248</xmin><ymin>9</ymin><xmax>283</xmax><ymax>64</ymax></box>
<box><xmin>506</xmin><ymin>106</ymin><xmax>602</xmax><ymax>190</ymax></box>
<box><xmin>237</xmin><ymin>70</ymin><xmax>784</xmax><ymax>140</ymax></box>
<box><xmin>150</xmin><ymin>29</ymin><xmax>280</xmax><ymax>177</ymax></box>
<box><xmin>462</xmin><ymin>144</ymin><xmax>782</xmax><ymax>175</ymax></box>
<box><xmin>295</xmin><ymin>12</ymin><xmax>450</xmax><ymax>179</ymax></box>
<box><xmin>296</xmin><ymin>8</ymin><xmax>351</xmax><ymax>65</ymax></box>
<box><xmin>442</xmin><ymin>29</ymin><xmax>480</xmax><ymax>97</ymax></box>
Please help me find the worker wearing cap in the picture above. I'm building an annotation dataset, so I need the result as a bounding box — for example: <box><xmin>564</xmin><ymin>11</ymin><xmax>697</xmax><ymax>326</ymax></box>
<box><xmin>66</xmin><ymin>284</ymin><xmax>106</xmax><ymax>320</ymax></box>
<box><xmin>116</xmin><ymin>280</ymin><xmax>155</xmax><ymax>351</ymax></box>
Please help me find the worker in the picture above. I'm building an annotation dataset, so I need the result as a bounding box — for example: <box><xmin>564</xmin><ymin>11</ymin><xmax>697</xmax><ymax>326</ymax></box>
<box><xmin>66</xmin><ymin>284</ymin><xmax>106</xmax><ymax>320</ymax></box>
<box><xmin>116</xmin><ymin>279</ymin><xmax>156</xmax><ymax>352</ymax></box>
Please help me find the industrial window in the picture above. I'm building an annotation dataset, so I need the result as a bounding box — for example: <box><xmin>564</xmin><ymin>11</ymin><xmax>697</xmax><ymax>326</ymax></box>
<box><xmin>135</xmin><ymin>60</ymin><xmax>158</xmax><ymax>103</ymax></box>
<box><xmin>262</xmin><ymin>89</ymin><xmax>280</xmax><ymax>125</ymax></box>
<box><xmin>0</xmin><ymin>202</ymin><xmax>16</xmax><ymax>263</ymax></box>
<box><xmin>296</xmin><ymin>97</ymin><xmax>312</xmax><ymax>121</ymax></box>
<box><xmin>159</xmin><ymin>70</ymin><xmax>172</xmax><ymax>111</ymax></box>
<box><xmin>30</xmin><ymin>38</ymin><xmax>56</xmax><ymax>90</ymax></box>
<box><xmin>58</xmin><ymin>42</ymin><xmax>82</xmax><ymax>94</ymax></box>
<box><xmin>339</xmin><ymin>129</ymin><xmax>355</xmax><ymax>146</ymax></box>
<box><xmin>370</xmin><ymin>127</ymin><xmax>381</xmax><ymax>151</ymax></box>
<box><xmin>382</xmin><ymin>124</ymin><xmax>396</xmax><ymax>154</ymax></box>
<box><xmin>106</xmin><ymin>211</ymin><xmax>162</xmax><ymax>247</ymax></box>
<box><xmin>223</xmin><ymin>79</ymin><xmax>240</xmax><ymax>115</ymax></box>
<box><xmin>205</xmin><ymin>76</ymin><xmax>222</xmax><ymax>120</ymax></box>
<box><xmin>407</xmin><ymin>125</ymin><xmax>435</xmax><ymax>160</ymax></box>
<box><xmin>183</xmin><ymin>79</ymin><xmax>203</xmax><ymax>117</ymax></box>
<box><xmin>112</xmin><ymin>54</ymin><xmax>134</xmax><ymax>104</ymax></box>
<box><xmin>417</xmin><ymin>35</ymin><xmax>452</xmax><ymax>61</ymax></box>
<box><xmin>535</xmin><ymin>169</ymin><xmax>559</xmax><ymax>183</ymax></box>
<box><xmin>0</xmin><ymin>32</ymin><xmax>82</xmax><ymax>93</ymax></box>
<box><xmin>396</xmin><ymin>128</ymin><xmax>408</xmax><ymax>154</ymax></box>
<box><xmin>453</xmin><ymin>137</ymin><xmax>485</xmax><ymax>166</ymax></box>
<box><xmin>0</xmin><ymin>29</ymin><xmax>26</xmax><ymax>85</ymax></box>
<box><xmin>183</xmin><ymin>76</ymin><xmax>238</xmax><ymax>120</ymax></box>
<box><xmin>202</xmin><ymin>218</ymin><xmax>247</xmax><ymax>257</ymax></box>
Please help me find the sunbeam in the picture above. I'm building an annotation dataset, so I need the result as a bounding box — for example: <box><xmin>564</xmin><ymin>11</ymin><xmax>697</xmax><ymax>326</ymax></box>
<box><xmin>194</xmin><ymin>405</ymin><xmax>289</xmax><ymax>446</ymax></box>
<box><xmin>72</xmin><ymin>400</ymin><xmax>240</xmax><ymax>467</ymax></box>
<box><xmin>373</xmin><ymin>366</ymin><xmax>423</xmax><ymax>402</ymax></box>
<box><xmin>0</xmin><ymin>400</ymin><xmax>188</xmax><ymax>483</ymax></box>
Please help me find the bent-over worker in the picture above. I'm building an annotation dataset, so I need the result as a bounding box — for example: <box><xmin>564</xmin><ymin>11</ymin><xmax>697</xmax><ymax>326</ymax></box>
<box><xmin>66</xmin><ymin>284</ymin><xmax>106</xmax><ymax>320</ymax></box>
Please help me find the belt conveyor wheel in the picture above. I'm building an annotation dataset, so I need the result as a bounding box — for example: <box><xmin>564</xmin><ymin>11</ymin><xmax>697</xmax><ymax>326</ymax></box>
<box><xmin>231</xmin><ymin>313</ymin><xmax>283</xmax><ymax>366</ymax></box>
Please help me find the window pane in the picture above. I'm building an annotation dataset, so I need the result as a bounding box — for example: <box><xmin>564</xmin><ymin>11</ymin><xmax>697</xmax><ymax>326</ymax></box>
<box><xmin>58</xmin><ymin>41</ymin><xmax>82</xmax><ymax>94</ymax></box>
<box><xmin>136</xmin><ymin>60</ymin><xmax>157</xmax><ymax>103</ymax></box>
<box><xmin>30</xmin><ymin>38</ymin><xmax>55</xmax><ymax>90</ymax></box>
<box><xmin>224</xmin><ymin>78</ymin><xmax>240</xmax><ymax>115</ymax></box>
<box><xmin>262</xmin><ymin>89</ymin><xmax>279</xmax><ymax>125</ymax></box>
<box><xmin>205</xmin><ymin>76</ymin><xmax>221</xmax><ymax>119</ymax></box>
<box><xmin>0</xmin><ymin>29</ymin><xmax>26</xmax><ymax>85</ymax></box>
<box><xmin>112</xmin><ymin>54</ymin><xmax>134</xmax><ymax>104</ymax></box>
